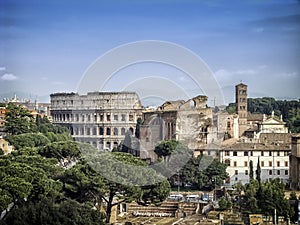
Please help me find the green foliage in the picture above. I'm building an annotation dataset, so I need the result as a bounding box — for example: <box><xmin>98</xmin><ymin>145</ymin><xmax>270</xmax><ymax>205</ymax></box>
<box><xmin>0</xmin><ymin>153</ymin><xmax>63</xmax><ymax>212</ymax></box>
<box><xmin>289</xmin><ymin>191</ymin><xmax>298</xmax><ymax>200</ymax></box>
<box><xmin>226</xmin><ymin>103</ymin><xmax>236</xmax><ymax>114</ymax></box>
<box><xmin>4</xmin><ymin>103</ymin><xmax>37</xmax><ymax>135</ymax></box>
<box><xmin>6</xmin><ymin>132</ymin><xmax>50</xmax><ymax>150</ymax></box>
<box><xmin>226</xmin><ymin>98</ymin><xmax>300</xmax><ymax>132</ymax></box>
<box><xmin>36</xmin><ymin>115</ymin><xmax>69</xmax><ymax>134</ymax></box>
<box><xmin>0</xmin><ymin>197</ymin><xmax>106</xmax><ymax>225</ymax></box>
<box><xmin>63</xmin><ymin>152</ymin><xmax>170</xmax><ymax>223</ymax></box>
<box><xmin>256</xmin><ymin>157</ymin><xmax>261</xmax><ymax>184</ymax></box>
<box><xmin>39</xmin><ymin>141</ymin><xmax>81</xmax><ymax>161</ymax></box>
<box><xmin>154</xmin><ymin>139</ymin><xmax>184</xmax><ymax>157</ymax></box>
<box><xmin>238</xmin><ymin>179</ymin><xmax>294</xmax><ymax>221</ymax></box>
<box><xmin>249</xmin><ymin>160</ymin><xmax>254</xmax><ymax>181</ymax></box>
<box><xmin>170</xmin><ymin>155</ymin><xmax>227</xmax><ymax>190</ymax></box>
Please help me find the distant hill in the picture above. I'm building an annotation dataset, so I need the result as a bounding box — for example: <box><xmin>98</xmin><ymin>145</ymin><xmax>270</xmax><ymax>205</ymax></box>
<box><xmin>226</xmin><ymin>97</ymin><xmax>300</xmax><ymax>133</ymax></box>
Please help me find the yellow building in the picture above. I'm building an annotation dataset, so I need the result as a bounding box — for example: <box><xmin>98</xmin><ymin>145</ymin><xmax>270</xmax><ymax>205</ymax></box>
<box><xmin>0</xmin><ymin>138</ymin><xmax>14</xmax><ymax>155</ymax></box>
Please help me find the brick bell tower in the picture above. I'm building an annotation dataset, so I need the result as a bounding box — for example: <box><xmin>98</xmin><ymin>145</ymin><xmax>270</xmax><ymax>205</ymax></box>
<box><xmin>235</xmin><ymin>83</ymin><xmax>248</xmax><ymax>137</ymax></box>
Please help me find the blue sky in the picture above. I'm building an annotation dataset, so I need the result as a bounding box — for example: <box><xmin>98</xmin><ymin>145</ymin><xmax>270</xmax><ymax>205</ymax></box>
<box><xmin>0</xmin><ymin>0</ymin><xmax>299</xmax><ymax>105</ymax></box>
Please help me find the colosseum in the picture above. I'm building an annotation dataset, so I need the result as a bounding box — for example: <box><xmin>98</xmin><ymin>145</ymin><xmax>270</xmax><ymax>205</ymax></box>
<box><xmin>50</xmin><ymin>92</ymin><xmax>143</xmax><ymax>150</ymax></box>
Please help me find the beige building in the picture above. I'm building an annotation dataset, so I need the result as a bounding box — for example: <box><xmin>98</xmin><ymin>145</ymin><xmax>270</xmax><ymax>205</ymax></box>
<box><xmin>0</xmin><ymin>137</ymin><xmax>14</xmax><ymax>154</ymax></box>
<box><xmin>220</xmin><ymin>133</ymin><xmax>291</xmax><ymax>185</ymax></box>
<box><xmin>50</xmin><ymin>92</ymin><xmax>143</xmax><ymax>151</ymax></box>
<box><xmin>290</xmin><ymin>134</ymin><xmax>300</xmax><ymax>190</ymax></box>
<box><xmin>139</xmin><ymin>95</ymin><xmax>224</xmax><ymax>161</ymax></box>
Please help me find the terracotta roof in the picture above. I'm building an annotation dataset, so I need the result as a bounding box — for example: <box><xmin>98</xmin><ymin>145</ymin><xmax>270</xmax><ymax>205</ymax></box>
<box><xmin>221</xmin><ymin>141</ymin><xmax>291</xmax><ymax>150</ymax></box>
<box><xmin>247</xmin><ymin>112</ymin><xmax>263</xmax><ymax>121</ymax></box>
<box><xmin>259</xmin><ymin>133</ymin><xmax>292</xmax><ymax>144</ymax></box>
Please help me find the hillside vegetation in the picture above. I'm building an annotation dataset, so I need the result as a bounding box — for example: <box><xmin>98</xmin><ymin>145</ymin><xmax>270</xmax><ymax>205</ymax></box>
<box><xmin>226</xmin><ymin>97</ymin><xmax>300</xmax><ymax>133</ymax></box>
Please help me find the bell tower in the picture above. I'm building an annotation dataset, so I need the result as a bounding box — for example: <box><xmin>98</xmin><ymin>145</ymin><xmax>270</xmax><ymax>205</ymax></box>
<box><xmin>235</xmin><ymin>83</ymin><xmax>248</xmax><ymax>137</ymax></box>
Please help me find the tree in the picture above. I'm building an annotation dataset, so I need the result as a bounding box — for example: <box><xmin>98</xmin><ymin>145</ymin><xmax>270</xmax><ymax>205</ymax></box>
<box><xmin>290</xmin><ymin>191</ymin><xmax>298</xmax><ymax>200</ymax></box>
<box><xmin>169</xmin><ymin>154</ymin><xmax>227</xmax><ymax>190</ymax></box>
<box><xmin>249</xmin><ymin>160</ymin><xmax>254</xmax><ymax>181</ymax></box>
<box><xmin>256</xmin><ymin>157</ymin><xmax>261</xmax><ymax>184</ymax></box>
<box><xmin>0</xmin><ymin>152</ymin><xmax>63</xmax><ymax>213</ymax></box>
<box><xmin>219</xmin><ymin>196</ymin><xmax>227</xmax><ymax>210</ymax></box>
<box><xmin>4</xmin><ymin>103</ymin><xmax>37</xmax><ymax>135</ymax></box>
<box><xmin>66</xmin><ymin>152</ymin><xmax>170</xmax><ymax>223</ymax></box>
<box><xmin>39</xmin><ymin>141</ymin><xmax>81</xmax><ymax>168</ymax></box>
<box><xmin>6</xmin><ymin>132</ymin><xmax>50</xmax><ymax>150</ymax></box>
<box><xmin>0</xmin><ymin>197</ymin><xmax>106</xmax><ymax>225</ymax></box>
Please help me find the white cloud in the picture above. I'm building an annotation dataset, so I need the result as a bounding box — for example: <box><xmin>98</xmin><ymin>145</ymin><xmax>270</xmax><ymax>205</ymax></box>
<box><xmin>52</xmin><ymin>81</ymin><xmax>64</xmax><ymax>85</ymax></box>
<box><xmin>1</xmin><ymin>73</ymin><xmax>18</xmax><ymax>81</ymax></box>
<box><xmin>236</xmin><ymin>69</ymin><xmax>256</xmax><ymax>75</ymax></box>
<box><xmin>214</xmin><ymin>69</ymin><xmax>231</xmax><ymax>78</ymax></box>
<box><xmin>0</xmin><ymin>67</ymin><xmax>6</xmax><ymax>71</ymax></box>
<box><xmin>285</xmin><ymin>72</ymin><xmax>298</xmax><ymax>78</ymax></box>
<box><xmin>252</xmin><ymin>27</ymin><xmax>264</xmax><ymax>33</ymax></box>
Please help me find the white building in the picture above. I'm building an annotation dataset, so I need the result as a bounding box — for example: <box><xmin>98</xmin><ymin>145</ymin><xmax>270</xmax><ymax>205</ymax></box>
<box><xmin>220</xmin><ymin>133</ymin><xmax>291</xmax><ymax>186</ymax></box>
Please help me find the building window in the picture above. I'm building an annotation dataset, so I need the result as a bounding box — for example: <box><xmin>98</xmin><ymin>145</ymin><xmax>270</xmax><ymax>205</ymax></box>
<box><xmin>284</xmin><ymin>151</ymin><xmax>289</xmax><ymax>156</ymax></box>
<box><xmin>225</xmin><ymin>151</ymin><xmax>230</xmax><ymax>156</ymax></box>
<box><xmin>87</xmin><ymin>115</ymin><xmax>91</xmax><ymax>121</ymax></box>
<box><xmin>277</xmin><ymin>170</ymin><xmax>280</xmax><ymax>175</ymax></box>
<box><xmin>235</xmin><ymin>170</ymin><xmax>238</xmax><ymax>175</ymax></box>
<box><xmin>245</xmin><ymin>170</ymin><xmax>248</xmax><ymax>175</ymax></box>
<box><xmin>129</xmin><ymin>114</ymin><xmax>134</xmax><ymax>121</ymax></box>
<box><xmin>107</xmin><ymin>115</ymin><xmax>111</xmax><ymax>121</ymax></box>
<box><xmin>100</xmin><ymin>114</ymin><xmax>104</xmax><ymax>121</ymax></box>
<box><xmin>250</xmin><ymin>151</ymin><xmax>253</xmax><ymax>156</ymax></box>
<box><xmin>87</xmin><ymin>128</ymin><xmax>90</xmax><ymax>135</ymax></box>
<box><xmin>269</xmin><ymin>151</ymin><xmax>272</xmax><ymax>156</ymax></box>
<box><xmin>129</xmin><ymin>127</ymin><xmax>134</xmax><ymax>135</ymax></box>
<box><xmin>99</xmin><ymin>141</ymin><xmax>103</xmax><ymax>149</ymax></box>
<box><xmin>285</xmin><ymin>161</ymin><xmax>288</xmax><ymax>167</ymax></box>
<box><xmin>233</xmin><ymin>151</ymin><xmax>237</xmax><ymax>156</ymax></box>
<box><xmin>207</xmin><ymin>150</ymin><xmax>211</xmax><ymax>156</ymax></box>
<box><xmin>121</xmin><ymin>114</ymin><xmax>126</xmax><ymax>121</ymax></box>
<box><xmin>261</xmin><ymin>151</ymin><xmax>264</xmax><ymax>156</ymax></box>
<box><xmin>121</xmin><ymin>128</ymin><xmax>126</xmax><ymax>135</ymax></box>
<box><xmin>244</xmin><ymin>151</ymin><xmax>248</xmax><ymax>156</ymax></box>
<box><xmin>113</xmin><ymin>141</ymin><xmax>118</xmax><ymax>148</ymax></box>
<box><xmin>114</xmin><ymin>115</ymin><xmax>118</xmax><ymax>121</ymax></box>
<box><xmin>285</xmin><ymin>170</ymin><xmax>288</xmax><ymax>175</ymax></box>
<box><xmin>269</xmin><ymin>170</ymin><xmax>272</xmax><ymax>175</ymax></box>
<box><xmin>235</xmin><ymin>177</ymin><xmax>238</xmax><ymax>181</ymax></box>
<box><xmin>99</xmin><ymin>127</ymin><xmax>104</xmax><ymax>135</ymax></box>
<box><xmin>114</xmin><ymin>128</ymin><xmax>118</xmax><ymax>136</ymax></box>
<box><xmin>227</xmin><ymin>122</ymin><xmax>231</xmax><ymax>128</ymax></box>
<box><xmin>277</xmin><ymin>152</ymin><xmax>280</xmax><ymax>156</ymax></box>
<box><xmin>82</xmin><ymin>115</ymin><xmax>85</xmax><ymax>122</ymax></box>
<box><xmin>106</xmin><ymin>142</ymin><xmax>111</xmax><ymax>149</ymax></box>
<box><xmin>106</xmin><ymin>128</ymin><xmax>111</xmax><ymax>135</ymax></box>
<box><xmin>93</xmin><ymin>127</ymin><xmax>97</xmax><ymax>135</ymax></box>
<box><xmin>269</xmin><ymin>161</ymin><xmax>272</xmax><ymax>167</ymax></box>
<box><xmin>224</xmin><ymin>159</ymin><xmax>230</xmax><ymax>166</ymax></box>
<box><xmin>244</xmin><ymin>161</ymin><xmax>248</xmax><ymax>167</ymax></box>
<box><xmin>234</xmin><ymin>161</ymin><xmax>237</xmax><ymax>167</ymax></box>
<box><xmin>277</xmin><ymin>161</ymin><xmax>280</xmax><ymax>167</ymax></box>
<box><xmin>261</xmin><ymin>161</ymin><xmax>264</xmax><ymax>167</ymax></box>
